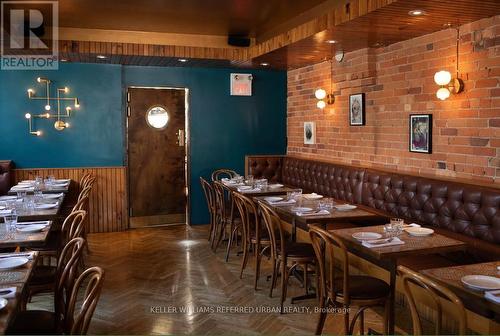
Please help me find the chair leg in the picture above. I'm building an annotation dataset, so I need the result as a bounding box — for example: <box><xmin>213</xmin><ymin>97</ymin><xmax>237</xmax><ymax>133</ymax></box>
<box><xmin>225</xmin><ymin>223</ymin><xmax>237</xmax><ymax>262</ymax></box>
<box><xmin>343</xmin><ymin>306</ymin><xmax>350</xmax><ymax>335</ymax></box>
<box><xmin>383</xmin><ymin>298</ymin><xmax>390</xmax><ymax>335</ymax></box>
<box><xmin>239</xmin><ymin>239</ymin><xmax>249</xmax><ymax>279</ymax></box>
<box><xmin>280</xmin><ymin>258</ymin><xmax>288</xmax><ymax>314</ymax></box>
<box><xmin>303</xmin><ymin>263</ymin><xmax>309</xmax><ymax>294</ymax></box>
<box><xmin>315</xmin><ymin>297</ymin><xmax>328</xmax><ymax>335</ymax></box>
<box><xmin>269</xmin><ymin>258</ymin><xmax>279</xmax><ymax>298</ymax></box>
<box><xmin>349</xmin><ymin>307</ymin><xmax>368</xmax><ymax>335</ymax></box>
<box><xmin>213</xmin><ymin>219</ymin><xmax>226</xmax><ymax>252</ymax></box>
<box><xmin>254</xmin><ymin>246</ymin><xmax>261</xmax><ymax>290</ymax></box>
<box><xmin>360</xmin><ymin>310</ymin><xmax>365</xmax><ymax>335</ymax></box>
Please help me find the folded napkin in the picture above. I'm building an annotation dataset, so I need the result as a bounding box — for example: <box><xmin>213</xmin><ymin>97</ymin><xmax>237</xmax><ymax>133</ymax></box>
<box><xmin>485</xmin><ymin>290</ymin><xmax>500</xmax><ymax>304</ymax></box>
<box><xmin>35</xmin><ymin>203</ymin><xmax>58</xmax><ymax>209</ymax></box>
<box><xmin>269</xmin><ymin>199</ymin><xmax>296</xmax><ymax>206</ymax></box>
<box><xmin>0</xmin><ymin>252</ymin><xmax>34</xmax><ymax>260</ymax></box>
<box><xmin>0</xmin><ymin>210</ymin><xmax>12</xmax><ymax>215</ymax></box>
<box><xmin>16</xmin><ymin>221</ymin><xmax>50</xmax><ymax>226</ymax></box>
<box><xmin>239</xmin><ymin>188</ymin><xmax>261</xmax><ymax>193</ymax></box>
<box><xmin>296</xmin><ymin>209</ymin><xmax>330</xmax><ymax>217</ymax></box>
<box><xmin>42</xmin><ymin>193</ymin><xmax>64</xmax><ymax>199</ymax></box>
<box><xmin>0</xmin><ymin>287</ymin><xmax>16</xmax><ymax>299</ymax></box>
<box><xmin>362</xmin><ymin>237</ymin><xmax>405</xmax><ymax>248</ymax></box>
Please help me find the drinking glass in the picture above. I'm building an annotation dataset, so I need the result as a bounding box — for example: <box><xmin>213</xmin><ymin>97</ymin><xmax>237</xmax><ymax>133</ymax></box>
<box><xmin>34</xmin><ymin>190</ymin><xmax>43</xmax><ymax>203</ymax></box>
<box><xmin>319</xmin><ymin>198</ymin><xmax>334</xmax><ymax>211</ymax></box>
<box><xmin>25</xmin><ymin>195</ymin><xmax>35</xmax><ymax>213</ymax></box>
<box><xmin>390</xmin><ymin>218</ymin><xmax>404</xmax><ymax>236</ymax></box>
<box><xmin>3</xmin><ymin>210</ymin><xmax>17</xmax><ymax>239</ymax></box>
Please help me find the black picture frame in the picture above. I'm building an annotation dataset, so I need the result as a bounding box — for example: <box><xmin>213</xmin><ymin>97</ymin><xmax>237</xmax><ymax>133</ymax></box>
<box><xmin>409</xmin><ymin>114</ymin><xmax>432</xmax><ymax>154</ymax></box>
<box><xmin>349</xmin><ymin>93</ymin><xmax>365</xmax><ymax>126</ymax></box>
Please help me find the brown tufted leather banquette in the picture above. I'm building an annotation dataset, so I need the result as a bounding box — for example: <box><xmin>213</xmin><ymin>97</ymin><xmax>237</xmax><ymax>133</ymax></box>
<box><xmin>246</xmin><ymin>155</ymin><xmax>500</xmax><ymax>254</ymax></box>
<box><xmin>0</xmin><ymin>161</ymin><xmax>14</xmax><ymax>195</ymax></box>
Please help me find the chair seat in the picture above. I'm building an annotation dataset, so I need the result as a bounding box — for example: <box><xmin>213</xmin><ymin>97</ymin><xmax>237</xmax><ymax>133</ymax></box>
<box><xmin>279</xmin><ymin>242</ymin><xmax>315</xmax><ymax>258</ymax></box>
<box><xmin>6</xmin><ymin>310</ymin><xmax>60</xmax><ymax>334</ymax></box>
<box><xmin>334</xmin><ymin>275</ymin><xmax>390</xmax><ymax>300</ymax></box>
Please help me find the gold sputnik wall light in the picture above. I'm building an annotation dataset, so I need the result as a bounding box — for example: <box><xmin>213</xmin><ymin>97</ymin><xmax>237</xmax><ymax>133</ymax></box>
<box><xmin>25</xmin><ymin>77</ymin><xmax>80</xmax><ymax>136</ymax></box>
<box><xmin>434</xmin><ymin>26</ymin><xmax>465</xmax><ymax>100</ymax></box>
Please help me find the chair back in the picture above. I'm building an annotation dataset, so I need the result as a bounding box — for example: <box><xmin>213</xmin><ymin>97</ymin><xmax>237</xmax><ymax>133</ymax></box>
<box><xmin>257</xmin><ymin>201</ymin><xmax>288</xmax><ymax>260</ymax></box>
<box><xmin>66</xmin><ymin>266</ymin><xmax>105</xmax><ymax>334</ymax></box>
<box><xmin>213</xmin><ymin>181</ymin><xmax>230</xmax><ymax>220</ymax></box>
<box><xmin>78</xmin><ymin>185</ymin><xmax>92</xmax><ymax>202</ymax></box>
<box><xmin>398</xmin><ymin>265</ymin><xmax>467</xmax><ymax>335</ymax></box>
<box><xmin>233</xmin><ymin>192</ymin><xmax>259</xmax><ymax>244</ymax></box>
<box><xmin>62</xmin><ymin>210</ymin><xmax>87</xmax><ymax>244</ymax></box>
<box><xmin>308</xmin><ymin>225</ymin><xmax>350</xmax><ymax>304</ymax></box>
<box><xmin>211</xmin><ymin>169</ymin><xmax>237</xmax><ymax>182</ymax></box>
<box><xmin>80</xmin><ymin>174</ymin><xmax>95</xmax><ymax>191</ymax></box>
<box><xmin>54</xmin><ymin>237</ymin><xmax>86</xmax><ymax>331</ymax></box>
<box><xmin>199</xmin><ymin>177</ymin><xmax>216</xmax><ymax>216</ymax></box>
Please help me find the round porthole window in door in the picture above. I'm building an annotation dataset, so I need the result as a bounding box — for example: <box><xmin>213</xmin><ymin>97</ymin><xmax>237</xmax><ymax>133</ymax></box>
<box><xmin>146</xmin><ymin>105</ymin><xmax>169</xmax><ymax>129</ymax></box>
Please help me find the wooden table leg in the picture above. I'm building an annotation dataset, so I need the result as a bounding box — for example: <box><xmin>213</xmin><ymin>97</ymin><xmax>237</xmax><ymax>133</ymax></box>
<box><xmin>387</xmin><ymin>263</ymin><xmax>397</xmax><ymax>335</ymax></box>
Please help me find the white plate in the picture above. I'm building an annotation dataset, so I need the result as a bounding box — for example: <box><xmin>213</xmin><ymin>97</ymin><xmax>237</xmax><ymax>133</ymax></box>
<box><xmin>238</xmin><ymin>186</ymin><xmax>252</xmax><ymax>191</ymax></box>
<box><xmin>0</xmin><ymin>298</ymin><xmax>7</xmax><ymax>311</ymax></box>
<box><xmin>35</xmin><ymin>203</ymin><xmax>58</xmax><ymax>210</ymax></box>
<box><xmin>303</xmin><ymin>193</ymin><xmax>323</xmax><ymax>200</ymax></box>
<box><xmin>405</xmin><ymin>227</ymin><xmax>434</xmax><ymax>237</ymax></box>
<box><xmin>268</xmin><ymin>184</ymin><xmax>284</xmax><ymax>189</ymax></box>
<box><xmin>334</xmin><ymin>204</ymin><xmax>357</xmax><ymax>211</ymax></box>
<box><xmin>13</xmin><ymin>185</ymin><xmax>31</xmax><ymax>189</ymax></box>
<box><xmin>42</xmin><ymin>193</ymin><xmax>63</xmax><ymax>199</ymax></box>
<box><xmin>461</xmin><ymin>275</ymin><xmax>500</xmax><ymax>291</ymax></box>
<box><xmin>54</xmin><ymin>179</ymin><xmax>70</xmax><ymax>183</ymax></box>
<box><xmin>17</xmin><ymin>224</ymin><xmax>47</xmax><ymax>233</ymax></box>
<box><xmin>291</xmin><ymin>207</ymin><xmax>313</xmax><ymax>213</ymax></box>
<box><xmin>352</xmin><ymin>232</ymin><xmax>383</xmax><ymax>241</ymax></box>
<box><xmin>265</xmin><ymin>196</ymin><xmax>283</xmax><ymax>202</ymax></box>
<box><xmin>0</xmin><ymin>196</ymin><xmax>17</xmax><ymax>201</ymax></box>
<box><xmin>0</xmin><ymin>257</ymin><xmax>29</xmax><ymax>270</ymax></box>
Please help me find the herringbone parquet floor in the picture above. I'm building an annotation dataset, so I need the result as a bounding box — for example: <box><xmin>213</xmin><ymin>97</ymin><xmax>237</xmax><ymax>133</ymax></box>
<box><xmin>29</xmin><ymin>225</ymin><xmax>414</xmax><ymax>335</ymax></box>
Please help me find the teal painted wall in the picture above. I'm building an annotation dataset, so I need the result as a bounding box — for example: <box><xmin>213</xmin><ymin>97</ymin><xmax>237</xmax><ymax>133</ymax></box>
<box><xmin>0</xmin><ymin>63</ymin><xmax>287</xmax><ymax>224</ymax></box>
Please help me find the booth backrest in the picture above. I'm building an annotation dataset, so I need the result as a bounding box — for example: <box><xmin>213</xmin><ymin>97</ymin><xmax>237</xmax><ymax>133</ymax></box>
<box><xmin>362</xmin><ymin>170</ymin><xmax>500</xmax><ymax>244</ymax></box>
<box><xmin>0</xmin><ymin>161</ymin><xmax>14</xmax><ymax>195</ymax></box>
<box><xmin>246</xmin><ymin>155</ymin><xmax>500</xmax><ymax>246</ymax></box>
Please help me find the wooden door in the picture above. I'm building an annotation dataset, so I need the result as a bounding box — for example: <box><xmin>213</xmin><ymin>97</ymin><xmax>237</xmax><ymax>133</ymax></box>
<box><xmin>128</xmin><ymin>88</ymin><xmax>186</xmax><ymax>227</ymax></box>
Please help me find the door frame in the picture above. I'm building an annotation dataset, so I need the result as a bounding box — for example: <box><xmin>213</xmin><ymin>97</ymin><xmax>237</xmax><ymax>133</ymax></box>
<box><xmin>125</xmin><ymin>86</ymin><xmax>191</xmax><ymax>227</ymax></box>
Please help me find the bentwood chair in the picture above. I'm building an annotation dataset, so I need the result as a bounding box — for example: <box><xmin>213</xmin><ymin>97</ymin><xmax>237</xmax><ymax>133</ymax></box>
<box><xmin>200</xmin><ymin>177</ymin><xmax>217</xmax><ymax>243</ymax></box>
<box><xmin>9</xmin><ymin>238</ymin><xmax>86</xmax><ymax>334</ymax></box>
<box><xmin>258</xmin><ymin>201</ymin><xmax>316</xmax><ymax>313</ymax></box>
<box><xmin>232</xmin><ymin>192</ymin><xmax>272</xmax><ymax>289</ymax></box>
<box><xmin>398</xmin><ymin>265</ymin><xmax>467</xmax><ymax>335</ymax></box>
<box><xmin>212</xmin><ymin>181</ymin><xmax>240</xmax><ymax>253</ymax></box>
<box><xmin>211</xmin><ymin>168</ymin><xmax>237</xmax><ymax>182</ymax></box>
<box><xmin>309</xmin><ymin>225</ymin><xmax>390</xmax><ymax>335</ymax></box>
<box><xmin>65</xmin><ymin>267</ymin><xmax>105</xmax><ymax>334</ymax></box>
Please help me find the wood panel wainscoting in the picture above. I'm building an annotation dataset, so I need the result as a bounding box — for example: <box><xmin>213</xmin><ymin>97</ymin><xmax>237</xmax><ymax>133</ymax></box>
<box><xmin>13</xmin><ymin>167</ymin><xmax>127</xmax><ymax>233</ymax></box>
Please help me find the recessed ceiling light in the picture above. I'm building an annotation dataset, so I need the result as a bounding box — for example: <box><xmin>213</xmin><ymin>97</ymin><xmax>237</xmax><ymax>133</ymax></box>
<box><xmin>326</xmin><ymin>40</ymin><xmax>338</xmax><ymax>44</ymax></box>
<box><xmin>96</xmin><ymin>55</ymin><xmax>107</xmax><ymax>59</ymax></box>
<box><xmin>60</xmin><ymin>58</ymin><xmax>68</xmax><ymax>62</ymax></box>
<box><xmin>408</xmin><ymin>9</ymin><xmax>426</xmax><ymax>16</ymax></box>
<box><xmin>178</xmin><ymin>58</ymin><xmax>188</xmax><ymax>62</ymax></box>
<box><xmin>260</xmin><ymin>62</ymin><xmax>269</xmax><ymax>66</ymax></box>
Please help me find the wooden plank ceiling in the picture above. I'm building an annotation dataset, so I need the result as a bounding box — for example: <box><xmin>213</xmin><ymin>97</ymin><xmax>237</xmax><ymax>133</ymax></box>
<box><xmin>53</xmin><ymin>0</ymin><xmax>500</xmax><ymax>70</ymax></box>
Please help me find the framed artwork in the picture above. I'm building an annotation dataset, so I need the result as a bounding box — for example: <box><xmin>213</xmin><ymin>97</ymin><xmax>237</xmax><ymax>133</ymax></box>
<box><xmin>303</xmin><ymin>122</ymin><xmax>316</xmax><ymax>145</ymax></box>
<box><xmin>349</xmin><ymin>93</ymin><xmax>365</xmax><ymax>126</ymax></box>
<box><xmin>409</xmin><ymin>114</ymin><xmax>432</xmax><ymax>154</ymax></box>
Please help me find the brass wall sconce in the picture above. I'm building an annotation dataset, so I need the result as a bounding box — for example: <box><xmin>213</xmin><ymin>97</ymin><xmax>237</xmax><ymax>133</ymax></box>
<box><xmin>25</xmin><ymin>77</ymin><xmax>81</xmax><ymax>135</ymax></box>
<box><xmin>315</xmin><ymin>43</ymin><xmax>337</xmax><ymax>109</ymax></box>
<box><xmin>434</xmin><ymin>27</ymin><xmax>465</xmax><ymax>100</ymax></box>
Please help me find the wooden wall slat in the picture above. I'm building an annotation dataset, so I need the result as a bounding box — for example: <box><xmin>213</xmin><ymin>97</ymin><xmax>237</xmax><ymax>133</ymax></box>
<box><xmin>13</xmin><ymin>167</ymin><xmax>127</xmax><ymax>233</ymax></box>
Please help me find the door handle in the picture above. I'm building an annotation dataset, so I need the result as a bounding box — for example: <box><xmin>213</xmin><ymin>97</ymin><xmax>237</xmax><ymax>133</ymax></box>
<box><xmin>176</xmin><ymin>129</ymin><xmax>185</xmax><ymax>147</ymax></box>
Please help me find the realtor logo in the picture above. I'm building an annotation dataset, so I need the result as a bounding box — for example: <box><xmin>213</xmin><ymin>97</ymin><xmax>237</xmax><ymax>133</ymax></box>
<box><xmin>1</xmin><ymin>1</ymin><xmax>58</xmax><ymax>70</ymax></box>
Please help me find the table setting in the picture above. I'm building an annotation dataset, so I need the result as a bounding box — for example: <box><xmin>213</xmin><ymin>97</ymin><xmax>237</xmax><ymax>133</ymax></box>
<box><xmin>9</xmin><ymin>176</ymin><xmax>70</xmax><ymax>194</ymax></box>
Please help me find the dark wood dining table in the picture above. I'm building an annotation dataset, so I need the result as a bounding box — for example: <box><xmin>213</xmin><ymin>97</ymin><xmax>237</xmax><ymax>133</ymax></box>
<box><xmin>222</xmin><ymin>182</ymin><xmax>298</xmax><ymax>197</ymax></box>
<box><xmin>330</xmin><ymin>225</ymin><xmax>467</xmax><ymax>334</ymax></box>
<box><xmin>0</xmin><ymin>251</ymin><xmax>39</xmax><ymax>334</ymax></box>
<box><xmin>0</xmin><ymin>195</ymin><xmax>65</xmax><ymax>223</ymax></box>
<box><xmin>421</xmin><ymin>261</ymin><xmax>500</xmax><ymax>321</ymax></box>
<box><xmin>0</xmin><ymin>221</ymin><xmax>53</xmax><ymax>249</ymax></box>
<box><xmin>254</xmin><ymin>195</ymin><xmax>387</xmax><ymax>241</ymax></box>
<box><xmin>8</xmin><ymin>180</ymin><xmax>71</xmax><ymax>195</ymax></box>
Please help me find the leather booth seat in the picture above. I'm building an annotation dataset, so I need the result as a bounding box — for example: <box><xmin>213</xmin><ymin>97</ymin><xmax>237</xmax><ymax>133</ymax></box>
<box><xmin>0</xmin><ymin>161</ymin><xmax>14</xmax><ymax>196</ymax></box>
<box><xmin>246</xmin><ymin>155</ymin><xmax>499</xmax><ymax>258</ymax></box>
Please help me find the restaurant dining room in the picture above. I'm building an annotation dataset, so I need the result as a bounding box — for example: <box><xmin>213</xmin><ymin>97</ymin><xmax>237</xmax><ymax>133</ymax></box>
<box><xmin>0</xmin><ymin>0</ymin><xmax>499</xmax><ymax>334</ymax></box>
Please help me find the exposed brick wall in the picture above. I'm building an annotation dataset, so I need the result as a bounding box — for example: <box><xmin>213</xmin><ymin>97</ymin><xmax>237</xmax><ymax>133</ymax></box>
<box><xmin>287</xmin><ymin>15</ymin><xmax>500</xmax><ymax>184</ymax></box>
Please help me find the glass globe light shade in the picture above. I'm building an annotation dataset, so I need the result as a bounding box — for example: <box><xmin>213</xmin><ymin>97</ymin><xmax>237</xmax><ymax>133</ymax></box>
<box><xmin>317</xmin><ymin>100</ymin><xmax>326</xmax><ymax>109</ymax></box>
<box><xmin>436</xmin><ymin>87</ymin><xmax>451</xmax><ymax>100</ymax></box>
<box><xmin>434</xmin><ymin>71</ymin><xmax>452</xmax><ymax>86</ymax></box>
<box><xmin>315</xmin><ymin>88</ymin><xmax>327</xmax><ymax>100</ymax></box>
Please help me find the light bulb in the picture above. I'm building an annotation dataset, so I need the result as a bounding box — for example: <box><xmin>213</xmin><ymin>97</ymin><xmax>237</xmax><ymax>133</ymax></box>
<box><xmin>434</xmin><ymin>71</ymin><xmax>452</xmax><ymax>86</ymax></box>
<box><xmin>36</xmin><ymin>77</ymin><xmax>42</xmax><ymax>83</ymax></box>
<box><xmin>27</xmin><ymin>89</ymin><xmax>34</xmax><ymax>97</ymax></box>
<box><xmin>436</xmin><ymin>87</ymin><xmax>451</xmax><ymax>100</ymax></box>
<box><xmin>317</xmin><ymin>100</ymin><xmax>326</xmax><ymax>109</ymax></box>
<box><xmin>66</xmin><ymin>107</ymin><xmax>72</xmax><ymax>112</ymax></box>
<box><xmin>315</xmin><ymin>88</ymin><xmax>327</xmax><ymax>100</ymax></box>
<box><xmin>45</xmin><ymin>104</ymin><xmax>51</xmax><ymax>111</ymax></box>
<box><xmin>25</xmin><ymin>113</ymin><xmax>31</xmax><ymax>119</ymax></box>
<box><xmin>45</xmin><ymin>113</ymin><xmax>51</xmax><ymax>118</ymax></box>
<box><xmin>64</xmin><ymin>87</ymin><xmax>69</xmax><ymax>93</ymax></box>
<box><xmin>35</xmin><ymin>131</ymin><xmax>42</xmax><ymax>136</ymax></box>
<box><xmin>65</xmin><ymin>122</ymin><xmax>70</xmax><ymax>128</ymax></box>
<box><xmin>74</xmin><ymin>98</ymin><xmax>80</xmax><ymax>108</ymax></box>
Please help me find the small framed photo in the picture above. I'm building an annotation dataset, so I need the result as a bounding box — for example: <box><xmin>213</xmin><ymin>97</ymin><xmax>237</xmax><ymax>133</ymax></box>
<box><xmin>409</xmin><ymin>114</ymin><xmax>432</xmax><ymax>154</ymax></box>
<box><xmin>304</xmin><ymin>122</ymin><xmax>316</xmax><ymax>145</ymax></box>
<box><xmin>349</xmin><ymin>93</ymin><xmax>365</xmax><ymax>126</ymax></box>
